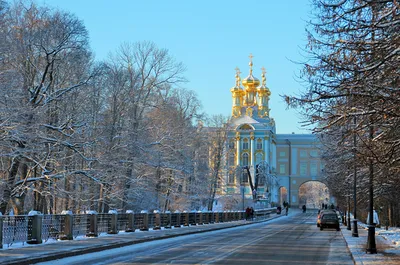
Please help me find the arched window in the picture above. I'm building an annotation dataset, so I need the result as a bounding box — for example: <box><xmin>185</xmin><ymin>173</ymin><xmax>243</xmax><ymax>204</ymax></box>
<box><xmin>229</xmin><ymin>141</ymin><xmax>235</xmax><ymax>149</ymax></box>
<box><xmin>228</xmin><ymin>171</ymin><xmax>235</xmax><ymax>184</ymax></box>
<box><xmin>257</xmin><ymin>139</ymin><xmax>262</xmax><ymax>150</ymax></box>
<box><xmin>243</xmin><ymin>138</ymin><xmax>249</xmax><ymax>150</ymax></box>
<box><xmin>242</xmin><ymin>153</ymin><xmax>249</xmax><ymax>166</ymax></box>
<box><xmin>228</xmin><ymin>153</ymin><xmax>235</xmax><ymax>166</ymax></box>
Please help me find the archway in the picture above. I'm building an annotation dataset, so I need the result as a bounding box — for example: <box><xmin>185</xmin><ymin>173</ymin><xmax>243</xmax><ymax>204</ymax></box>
<box><xmin>279</xmin><ymin>186</ymin><xmax>288</xmax><ymax>206</ymax></box>
<box><xmin>298</xmin><ymin>181</ymin><xmax>329</xmax><ymax>209</ymax></box>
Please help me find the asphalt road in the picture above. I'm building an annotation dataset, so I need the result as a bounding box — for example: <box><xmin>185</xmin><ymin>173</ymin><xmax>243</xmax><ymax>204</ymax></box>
<box><xmin>38</xmin><ymin>212</ymin><xmax>354</xmax><ymax>265</ymax></box>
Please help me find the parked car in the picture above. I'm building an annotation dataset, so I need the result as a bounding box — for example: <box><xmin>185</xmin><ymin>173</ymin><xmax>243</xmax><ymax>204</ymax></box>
<box><xmin>319</xmin><ymin>212</ymin><xmax>340</xmax><ymax>231</ymax></box>
<box><xmin>317</xmin><ymin>210</ymin><xmax>336</xmax><ymax>227</ymax></box>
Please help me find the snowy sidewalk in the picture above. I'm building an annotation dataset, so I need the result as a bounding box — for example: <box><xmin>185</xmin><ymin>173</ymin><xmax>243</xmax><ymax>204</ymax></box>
<box><xmin>341</xmin><ymin>224</ymin><xmax>400</xmax><ymax>264</ymax></box>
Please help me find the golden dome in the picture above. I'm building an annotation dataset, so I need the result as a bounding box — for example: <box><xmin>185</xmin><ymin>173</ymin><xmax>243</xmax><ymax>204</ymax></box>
<box><xmin>242</xmin><ymin>56</ymin><xmax>260</xmax><ymax>88</ymax></box>
<box><xmin>242</xmin><ymin>74</ymin><xmax>260</xmax><ymax>87</ymax></box>
<box><xmin>231</xmin><ymin>67</ymin><xmax>244</xmax><ymax>92</ymax></box>
<box><xmin>257</xmin><ymin>66</ymin><xmax>271</xmax><ymax>96</ymax></box>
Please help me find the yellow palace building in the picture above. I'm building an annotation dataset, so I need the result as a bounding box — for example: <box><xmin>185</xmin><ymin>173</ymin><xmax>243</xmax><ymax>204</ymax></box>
<box><xmin>223</xmin><ymin>55</ymin><xmax>325</xmax><ymax>209</ymax></box>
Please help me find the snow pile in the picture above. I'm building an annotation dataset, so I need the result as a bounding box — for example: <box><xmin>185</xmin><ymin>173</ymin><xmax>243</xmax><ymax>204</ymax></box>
<box><xmin>358</xmin><ymin>222</ymin><xmax>400</xmax><ymax>247</ymax></box>
<box><xmin>376</xmin><ymin>228</ymin><xmax>400</xmax><ymax>246</ymax></box>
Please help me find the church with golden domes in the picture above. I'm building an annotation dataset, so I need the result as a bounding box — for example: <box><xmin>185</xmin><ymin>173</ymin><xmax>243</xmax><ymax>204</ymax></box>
<box><xmin>223</xmin><ymin>55</ymin><xmax>326</xmax><ymax>208</ymax></box>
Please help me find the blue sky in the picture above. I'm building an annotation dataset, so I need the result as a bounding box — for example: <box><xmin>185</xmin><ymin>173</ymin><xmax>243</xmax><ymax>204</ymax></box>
<box><xmin>42</xmin><ymin>0</ymin><xmax>313</xmax><ymax>134</ymax></box>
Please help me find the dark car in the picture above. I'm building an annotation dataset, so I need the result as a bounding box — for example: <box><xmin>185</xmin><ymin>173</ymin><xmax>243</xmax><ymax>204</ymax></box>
<box><xmin>319</xmin><ymin>212</ymin><xmax>340</xmax><ymax>231</ymax></box>
<box><xmin>317</xmin><ymin>210</ymin><xmax>335</xmax><ymax>227</ymax></box>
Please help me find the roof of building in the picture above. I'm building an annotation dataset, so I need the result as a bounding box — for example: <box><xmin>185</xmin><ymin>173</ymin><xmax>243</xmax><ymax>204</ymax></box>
<box><xmin>229</xmin><ymin>115</ymin><xmax>273</xmax><ymax>131</ymax></box>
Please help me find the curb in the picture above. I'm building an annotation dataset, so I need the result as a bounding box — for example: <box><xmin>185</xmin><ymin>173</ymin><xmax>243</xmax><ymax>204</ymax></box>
<box><xmin>341</xmin><ymin>226</ymin><xmax>364</xmax><ymax>265</ymax></box>
<box><xmin>3</xmin><ymin>215</ymin><xmax>282</xmax><ymax>265</ymax></box>
<box><xmin>341</xmin><ymin>231</ymin><xmax>359</xmax><ymax>265</ymax></box>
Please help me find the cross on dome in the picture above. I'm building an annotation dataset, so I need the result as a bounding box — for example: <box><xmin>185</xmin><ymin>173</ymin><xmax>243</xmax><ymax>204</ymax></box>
<box><xmin>248</xmin><ymin>53</ymin><xmax>254</xmax><ymax>75</ymax></box>
<box><xmin>249</xmin><ymin>53</ymin><xmax>254</xmax><ymax>63</ymax></box>
<box><xmin>235</xmin><ymin>67</ymin><xmax>241</xmax><ymax>87</ymax></box>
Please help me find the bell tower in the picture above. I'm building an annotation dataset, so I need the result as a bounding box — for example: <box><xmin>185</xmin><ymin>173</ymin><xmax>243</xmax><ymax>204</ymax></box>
<box><xmin>227</xmin><ymin>54</ymin><xmax>277</xmax><ymax>205</ymax></box>
<box><xmin>231</xmin><ymin>68</ymin><xmax>245</xmax><ymax>118</ymax></box>
<box><xmin>257</xmin><ymin>67</ymin><xmax>271</xmax><ymax>118</ymax></box>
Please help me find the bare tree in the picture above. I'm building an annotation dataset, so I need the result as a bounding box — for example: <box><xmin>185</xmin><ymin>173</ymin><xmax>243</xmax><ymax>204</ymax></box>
<box><xmin>204</xmin><ymin>115</ymin><xmax>229</xmax><ymax>211</ymax></box>
<box><xmin>0</xmin><ymin>0</ymin><xmax>94</xmax><ymax>214</ymax></box>
<box><xmin>97</xmin><ymin>41</ymin><xmax>186</xmax><ymax>211</ymax></box>
<box><xmin>284</xmin><ymin>0</ymin><xmax>400</xmax><ymax>225</ymax></box>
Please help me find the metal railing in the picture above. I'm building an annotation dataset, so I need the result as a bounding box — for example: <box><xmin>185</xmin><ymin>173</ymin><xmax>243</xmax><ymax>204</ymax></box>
<box><xmin>0</xmin><ymin>208</ymin><xmax>277</xmax><ymax>248</ymax></box>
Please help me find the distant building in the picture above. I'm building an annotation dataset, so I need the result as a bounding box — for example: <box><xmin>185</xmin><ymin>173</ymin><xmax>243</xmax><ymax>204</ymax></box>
<box><xmin>223</xmin><ymin>55</ymin><xmax>324</xmax><ymax>208</ymax></box>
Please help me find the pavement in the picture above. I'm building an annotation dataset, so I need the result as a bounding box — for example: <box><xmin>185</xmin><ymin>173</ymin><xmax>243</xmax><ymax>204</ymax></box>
<box><xmin>0</xmin><ymin>212</ymin><xmax>398</xmax><ymax>265</ymax></box>
<box><xmin>341</xmin><ymin>223</ymin><xmax>400</xmax><ymax>265</ymax></box>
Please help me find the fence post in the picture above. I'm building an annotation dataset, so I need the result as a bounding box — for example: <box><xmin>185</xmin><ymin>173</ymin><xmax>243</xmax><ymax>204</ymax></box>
<box><xmin>86</xmin><ymin>211</ymin><xmax>98</xmax><ymax>237</ymax></box>
<box><xmin>197</xmin><ymin>211</ymin><xmax>203</xmax><ymax>225</ymax></box>
<box><xmin>174</xmin><ymin>211</ymin><xmax>181</xmax><ymax>228</ymax></box>
<box><xmin>183</xmin><ymin>211</ymin><xmax>189</xmax><ymax>226</ymax></box>
<box><xmin>190</xmin><ymin>211</ymin><xmax>196</xmax><ymax>226</ymax></box>
<box><xmin>153</xmin><ymin>210</ymin><xmax>161</xmax><ymax>230</ymax></box>
<box><xmin>125</xmin><ymin>210</ymin><xmax>135</xmax><ymax>232</ymax></box>
<box><xmin>0</xmin><ymin>213</ymin><xmax>3</xmax><ymax>249</ymax></box>
<box><xmin>203</xmin><ymin>211</ymin><xmax>209</xmax><ymax>224</ymax></box>
<box><xmin>140</xmin><ymin>210</ymin><xmax>149</xmax><ymax>231</ymax></box>
<box><xmin>59</xmin><ymin>210</ymin><xmax>73</xmax><ymax>240</ymax></box>
<box><xmin>27</xmin><ymin>210</ymin><xmax>43</xmax><ymax>244</ymax></box>
<box><xmin>108</xmin><ymin>210</ymin><xmax>118</xmax><ymax>234</ymax></box>
<box><xmin>165</xmin><ymin>211</ymin><xmax>172</xmax><ymax>229</ymax></box>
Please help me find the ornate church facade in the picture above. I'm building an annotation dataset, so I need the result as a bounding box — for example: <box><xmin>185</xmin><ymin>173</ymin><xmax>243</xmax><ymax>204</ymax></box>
<box><xmin>223</xmin><ymin>56</ymin><xmax>324</xmax><ymax>208</ymax></box>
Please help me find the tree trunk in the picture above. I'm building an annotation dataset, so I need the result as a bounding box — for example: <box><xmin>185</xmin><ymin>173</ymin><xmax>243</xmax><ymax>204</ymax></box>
<box><xmin>103</xmin><ymin>183</ymin><xmax>111</xmax><ymax>213</ymax></box>
<box><xmin>11</xmin><ymin>194</ymin><xmax>25</xmax><ymax>215</ymax></box>
<box><xmin>98</xmin><ymin>184</ymin><xmax>104</xmax><ymax>213</ymax></box>
<box><xmin>122</xmin><ymin>166</ymin><xmax>133</xmax><ymax>211</ymax></box>
<box><xmin>0</xmin><ymin>157</ymin><xmax>21</xmax><ymax>214</ymax></box>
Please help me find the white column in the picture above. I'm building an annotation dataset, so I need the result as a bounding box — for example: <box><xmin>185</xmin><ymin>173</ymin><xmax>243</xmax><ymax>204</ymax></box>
<box><xmin>264</xmin><ymin>136</ymin><xmax>269</xmax><ymax>165</ymax></box>
<box><xmin>250</xmin><ymin>136</ymin><xmax>255</xmax><ymax>166</ymax></box>
<box><xmin>236</xmin><ymin>137</ymin><xmax>241</xmax><ymax>166</ymax></box>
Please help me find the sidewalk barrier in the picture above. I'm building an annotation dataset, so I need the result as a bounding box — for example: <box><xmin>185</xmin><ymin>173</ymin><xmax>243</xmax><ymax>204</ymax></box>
<box><xmin>0</xmin><ymin>208</ymin><xmax>276</xmax><ymax>248</ymax></box>
<box><xmin>162</xmin><ymin>211</ymin><xmax>172</xmax><ymax>229</ymax></box>
<box><xmin>125</xmin><ymin>210</ymin><xmax>135</xmax><ymax>232</ymax></box>
<box><xmin>153</xmin><ymin>210</ymin><xmax>161</xmax><ymax>230</ymax></box>
<box><xmin>27</xmin><ymin>211</ymin><xmax>42</xmax><ymax>244</ymax></box>
<box><xmin>189</xmin><ymin>212</ymin><xmax>196</xmax><ymax>226</ymax></box>
<box><xmin>196</xmin><ymin>211</ymin><xmax>203</xmax><ymax>225</ymax></box>
<box><xmin>86</xmin><ymin>211</ymin><xmax>98</xmax><ymax>237</ymax></box>
<box><xmin>173</xmin><ymin>211</ymin><xmax>181</xmax><ymax>228</ymax></box>
<box><xmin>183</xmin><ymin>211</ymin><xmax>189</xmax><ymax>226</ymax></box>
<box><xmin>59</xmin><ymin>210</ymin><xmax>73</xmax><ymax>240</ymax></box>
<box><xmin>108</xmin><ymin>210</ymin><xmax>118</xmax><ymax>234</ymax></box>
<box><xmin>214</xmin><ymin>212</ymin><xmax>219</xmax><ymax>223</ymax></box>
<box><xmin>203</xmin><ymin>211</ymin><xmax>210</xmax><ymax>224</ymax></box>
<box><xmin>139</xmin><ymin>211</ymin><xmax>149</xmax><ymax>231</ymax></box>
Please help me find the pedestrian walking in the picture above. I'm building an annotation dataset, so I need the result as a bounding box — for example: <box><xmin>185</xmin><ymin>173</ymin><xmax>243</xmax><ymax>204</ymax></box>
<box><xmin>245</xmin><ymin>207</ymin><xmax>251</xmax><ymax>220</ymax></box>
<box><xmin>367</xmin><ymin>209</ymin><xmax>380</xmax><ymax>227</ymax></box>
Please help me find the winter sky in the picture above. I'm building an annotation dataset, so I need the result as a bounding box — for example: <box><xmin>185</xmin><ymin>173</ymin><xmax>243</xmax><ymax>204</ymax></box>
<box><xmin>41</xmin><ymin>0</ymin><xmax>313</xmax><ymax>134</ymax></box>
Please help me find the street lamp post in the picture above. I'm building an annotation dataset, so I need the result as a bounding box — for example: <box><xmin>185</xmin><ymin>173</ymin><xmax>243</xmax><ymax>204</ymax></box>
<box><xmin>241</xmin><ymin>186</ymin><xmax>245</xmax><ymax>212</ymax></box>
<box><xmin>347</xmin><ymin>195</ymin><xmax>351</xmax><ymax>230</ymax></box>
<box><xmin>352</xmin><ymin>113</ymin><xmax>359</xmax><ymax>237</ymax></box>
<box><xmin>285</xmin><ymin>139</ymin><xmax>291</xmax><ymax>206</ymax></box>
<box><xmin>366</xmin><ymin>124</ymin><xmax>377</xmax><ymax>254</ymax></box>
